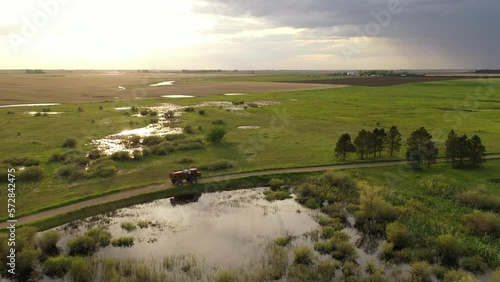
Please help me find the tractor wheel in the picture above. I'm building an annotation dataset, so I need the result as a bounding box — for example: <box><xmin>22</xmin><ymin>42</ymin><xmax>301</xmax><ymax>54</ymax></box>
<box><xmin>175</xmin><ymin>180</ymin><xmax>184</xmax><ymax>187</ymax></box>
<box><xmin>190</xmin><ymin>178</ymin><xmax>198</xmax><ymax>184</ymax></box>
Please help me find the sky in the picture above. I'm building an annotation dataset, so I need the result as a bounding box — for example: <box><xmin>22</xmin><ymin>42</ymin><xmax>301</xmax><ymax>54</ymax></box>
<box><xmin>0</xmin><ymin>0</ymin><xmax>499</xmax><ymax>70</ymax></box>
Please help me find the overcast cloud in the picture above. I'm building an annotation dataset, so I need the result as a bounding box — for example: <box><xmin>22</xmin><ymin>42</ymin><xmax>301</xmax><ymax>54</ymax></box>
<box><xmin>0</xmin><ymin>0</ymin><xmax>498</xmax><ymax>69</ymax></box>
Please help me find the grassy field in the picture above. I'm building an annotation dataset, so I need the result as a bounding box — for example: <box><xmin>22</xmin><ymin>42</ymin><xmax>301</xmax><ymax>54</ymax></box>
<box><xmin>0</xmin><ymin>77</ymin><xmax>499</xmax><ymax>219</ymax></box>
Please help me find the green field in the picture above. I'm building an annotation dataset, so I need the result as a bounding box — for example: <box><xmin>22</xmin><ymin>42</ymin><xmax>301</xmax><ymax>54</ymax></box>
<box><xmin>1</xmin><ymin>78</ymin><xmax>499</xmax><ymax>219</ymax></box>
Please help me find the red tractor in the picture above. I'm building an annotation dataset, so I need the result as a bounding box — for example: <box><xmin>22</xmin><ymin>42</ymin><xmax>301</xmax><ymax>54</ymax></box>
<box><xmin>169</xmin><ymin>168</ymin><xmax>201</xmax><ymax>187</ymax></box>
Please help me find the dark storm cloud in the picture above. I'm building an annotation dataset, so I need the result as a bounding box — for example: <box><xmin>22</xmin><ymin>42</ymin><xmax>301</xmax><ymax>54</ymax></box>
<box><xmin>194</xmin><ymin>0</ymin><xmax>500</xmax><ymax>68</ymax></box>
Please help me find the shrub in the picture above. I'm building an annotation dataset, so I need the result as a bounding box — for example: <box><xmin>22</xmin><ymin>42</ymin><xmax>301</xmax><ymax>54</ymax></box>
<box><xmin>44</xmin><ymin>255</ymin><xmax>72</xmax><ymax>278</ymax></box>
<box><xmin>85</xmin><ymin>228</ymin><xmax>112</xmax><ymax>248</ymax></box>
<box><xmin>137</xmin><ymin>220</ymin><xmax>149</xmax><ymax>229</ymax></box>
<box><xmin>57</xmin><ymin>165</ymin><xmax>87</xmax><ymax>181</ymax></box>
<box><xmin>198</xmin><ymin>110</ymin><xmax>205</xmax><ymax>115</ymax></box>
<box><xmin>386</xmin><ymin>222</ymin><xmax>412</xmax><ymax>249</ymax></box>
<box><xmin>304</xmin><ymin>198</ymin><xmax>320</xmax><ymax>209</ymax></box>
<box><xmin>88</xmin><ymin>159</ymin><xmax>117</xmax><ymax>178</ymax></box>
<box><xmin>120</xmin><ymin>221</ymin><xmax>137</xmax><ymax>232</ymax></box>
<box><xmin>19</xmin><ymin>166</ymin><xmax>44</xmax><ymax>181</ymax></box>
<box><xmin>410</xmin><ymin>261</ymin><xmax>433</xmax><ymax>282</ymax></box>
<box><xmin>3</xmin><ymin>156</ymin><xmax>40</xmax><ymax>166</ymax></box>
<box><xmin>17</xmin><ymin>246</ymin><xmax>41</xmax><ymax>279</ymax></box>
<box><xmin>268</xmin><ymin>178</ymin><xmax>286</xmax><ymax>191</ymax></box>
<box><xmin>183</xmin><ymin>125</ymin><xmax>194</xmax><ymax>134</ymax></box>
<box><xmin>199</xmin><ymin>159</ymin><xmax>234</xmax><ymax>171</ymax></box>
<box><xmin>455</xmin><ymin>190</ymin><xmax>500</xmax><ymax>212</ymax></box>
<box><xmin>463</xmin><ymin>211</ymin><xmax>500</xmax><ymax>236</ymax></box>
<box><xmin>318</xmin><ymin>217</ymin><xmax>344</xmax><ymax>230</ymax></box>
<box><xmin>132</xmin><ymin>150</ymin><xmax>143</xmax><ymax>160</ymax></box>
<box><xmin>63</xmin><ymin>155</ymin><xmax>89</xmax><ymax>167</ymax></box>
<box><xmin>165</xmin><ymin>134</ymin><xmax>186</xmax><ymax>141</ymax></box>
<box><xmin>275</xmin><ymin>235</ymin><xmax>293</xmax><ymax>247</ymax></box>
<box><xmin>164</xmin><ymin>110</ymin><xmax>175</xmax><ymax>118</ymax></box>
<box><xmin>294</xmin><ymin>246</ymin><xmax>314</xmax><ymax>265</ymax></box>
<box><xmin>264</xmin><ymin>190</ymin><xmax>292</xmax><ymax>201</ymax></box>
<box><xmin>320</xmin><ymin>226</ymin><xmax>338</xmax><ymax>240</ymax></box>
<box><xmin>87</xmin><ymin>149</ymin><xmax>101</xmax><ymax>160</ymax></box>
<box><xmin>419</xmin><ymin>175</ymin><xmax>463</xmax><ymax>197</ymax></box>
<box><xmin>435</xmin><ymin>234</ymin><xmax>462</xmax><ymax>266</ymax></box>
<box><xmin>110</xmin><ymin>151</ymin><xmax>131</xmax><ymax>161</ymax></box>
<box><xmin>184</xmin><ymin>106</ymin><xmax>195</xmax><ymax>112</ymax></box>
<box><xmin>212</xmin><ymin>119</ymin><xmax>225</xmax><ymax>125</ymax></box>
<box><xmin>68</xmin><ymin>235</ymin><xmax>96</xmax><ymax>256</ymax></box>
<box><xmin>332</xmin><ymin>241</ymin><xmax>358</xmax><ymax>261</ymax></box>
<box><xmin>216</xmin><ymin>269</ymin><xmax>239</xmax><ymax>282</ymax></box>
<box><xmin>111</xmin><ymin>236</ymin><xmax>134</xmax><ymax>247</ymax></box>
<box><xmin>142</xmin><ymin>136</ymin><xmax>163</xmax><ymax>145</ymax></box>
<box><xmin>62</xmin><ymin>138</ymin><xmax>77</xmax><ymax>148</ymax></box>
<box><xmin>176</xmin><ymin>142</ymin><xmax>204</xmax><ymax>151</ymax></box>
<box><xmin>70</xmin><ymin>257</ymin><xmax>93</xmax><ymax>282</ymax></box>
<box><xmin>49</xmin><ymin>153</ymin><xmax>63</xmax><ymax>162</ymax></box>
<box><xmin>36</xmin><ymin>230</ymin><xmax>61</xmax><ymax>256</ymax></box>
<box><xmin>461</xmin><ymin>256</ymin><xmax>488</xmax><ymax>274</ymax></box>
<box><xmin>206</xmin><ymin>127</ymin><xmax>227</xmax><ymax>143</ymax></box>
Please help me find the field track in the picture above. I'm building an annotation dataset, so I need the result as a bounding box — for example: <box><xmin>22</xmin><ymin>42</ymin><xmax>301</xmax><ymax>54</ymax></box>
<box><xmin>2</xmin><ymin>154</ymin><xmax>499</xmax><ymax>229</ymax></box>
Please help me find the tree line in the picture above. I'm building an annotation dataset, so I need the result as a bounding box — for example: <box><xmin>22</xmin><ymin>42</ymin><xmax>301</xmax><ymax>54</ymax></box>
<box><xmin>335</xmin><ymin>127</ymin><xmax>486</xmax><ymax>169</ymax></box>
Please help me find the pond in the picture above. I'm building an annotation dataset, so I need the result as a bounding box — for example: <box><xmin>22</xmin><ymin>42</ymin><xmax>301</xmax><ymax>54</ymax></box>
<box><xmin>57</xmin><ymin>188</ymin><xmax>320</xmax><ymax>271</ymax></box>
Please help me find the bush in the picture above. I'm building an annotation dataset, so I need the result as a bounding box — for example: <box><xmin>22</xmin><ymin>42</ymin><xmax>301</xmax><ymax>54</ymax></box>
<box><xmin>88</xmin><ymin>159</ymin><xmax>117</xmax><ymax>178</ymax></box>
<box><xmin>198</xmin><ymin>110</ymin><xmax>206</xmax><ymax>115</ymax></box>
<box><xmin>44</xmin><ymin>255</ymin><xmax>72</xmax><ymax>278</ymax></box>
<box><xmin>120</xmin><ymin>221</ymin><xmax>137</xmax><ymax>232</ymax></box>
<box><xmin>199</xmin><ymin>159</ymin><xmax>235</xmax><ymax>171</ymax></box>
<box><xmin>110</xmin><ymin>151</ymin><xmax>131</xmax><ymax>161</ymax></box>
<box><xmin>85</xmin><ymin>228</ymin><xmax>112</xmax><ymax>248</ymax></box>
<box><xmin>294</xmin><ymin>246</ymin><xmax>314</xmax><ymax>265</ymax></box>
<box><xmin>268</xmin><ymin>178</ymin><xmax>286</xmax><ymax>191</ymax></box>
<box><xmin>175</xmin><ymin>142</ymin><xmax>204</xmax><ymax>151</ymax></box>
<box><xmin>111</xmin><ymin>236</ymin><xmax>134</xmax><ymax>247</ymax></box>
<box><xmin>142</xmin><ymin>136</ymin><xmax>163</xmax><ymax>145</ymax></box>
<box><xmin>3</xmin><ymin>156</ymin><xmax>40</xmax><ymax>166</ymax></box>
<box><xmin>275</xmin><ymin>235</ymin><xmax>293</xmax><ymax>247</ymax></box>
<box><xmin>206</xmin><ymin>127</ymin><xmax>227</xmax><ymax>143</ymax></box>
<box><xmin>462</xmin><ymin>256</ymin><xmax>488</xmax><ymax>274</ymax></box>
<box><xmin>183</xmin><ymin>125</ymin><xmax>194</xmax><ymax>134</ymax></box>
<box><xmin>212</xmin><ymin>119</ymin><xmax>225</xmax><ymax>125</ymax></box>
<box><xmin>216</xmin><ymin>269</ymin><xmax>239</xmax><ymax>282</ymax></box>
<box><xmin>386</xmin><ymin>222</ymin><xmax>412</xmax><ymax>249</ymax></box>
<box><xmin>264</xmin><ymin>190</ymin><xmax>292</xmax><ymax>201</ymax></box>
<box><xmin>318</xmin><ymin>217</ymin><xmax>344</xmax><ymax>230</ymax></box>
<box><xmin>164</xmin><ymin>110</ymin><xmax>175</xmax><ymax>118</ymax></box>
<box><xmin>137</xmin><ymin>220</ymin><xmax>149</xmax><ymax>229</ymax></box>
<box><xmin>435</xmin><ymin>234</ymin><xmax>462</xmax><ymax>266</ymax></box>
<box><xmin>463</xmin><ymin>211</ymin><xmax>500</xmax><ymax>236</ymax></box>
<box><xmin>184</xmin><ymin>106</ymin><xmax>195</xmax><ymax>112</ymax></box>
<box><xmin>332</xmin><ymin>241</ymin><xmax>358</xmax><ymax>261</ymax></box>
<box><xmin>68</xmin><ymin>235</ymin><xmax>97</xmax><ymax>256</ymax></box>
<box><xmin>19</xmin><ymin>166</ymin><xmax>44</xmax><ymax>181</ymax></box>
<box><xmin>62</xmin><ymin>138</ymin><xmax>77</xmax><ymax>148</ymax></box>
<box><xmin>48</xmin><ymin>153</ymin><xmax>63</xmax><ymax>162</ymax></box>
<box><xmin>132</xmin><ymin>150</ymin><xmax>143</xmax><ymax>160</ymax></box>
<box><xmin>70</xmin><ymin>257</ymin><xmax>93</xmax><ymax>282</ymax></box>
<box><xmin>87</xmin><ymin>149</ymin><xmax>101</xmax><ymax>160</ymax></box>
<box><xmin>63</xmin><ymin>155</ymin><xmax>89</xmax><ymax>167</ymax></box>
<box><xmin>36</xmin><ymin>230</ymin><xmax>61</xmax><ymax>256</ymax></box>
<box><xmin>419</xmin><ymin>175</ymin><xmax>463</xmax><ymax>197</ymax></box>
<box><xmin>455</xmin><ymin>189</ymin><xmax>500</xmax><ymax>212</ymax></box>
<box><xmin>410</xmin><ymin>261</ymin><xmax>433</xmax><ymax>282</ymax></box>
<box><xmin>57</xmin><ymin>165</ymin><xmax>87</xmax><ymax>181</ymax></box>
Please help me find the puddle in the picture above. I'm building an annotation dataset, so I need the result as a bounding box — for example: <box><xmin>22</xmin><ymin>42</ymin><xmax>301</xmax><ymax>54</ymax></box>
<box><xmin>238</xmin><ymin>125</ymin><xmax>260</xmax><ymax>129</ymax></box>
<box><xmin>223</xmin><ymin>93</ymin><xmax>247</xmax><ymax>96</ymax></box>
<box><xmin>25</xmin><ymin>111</ymin><xmax>63</xmax><ymax>115</ymax></box>
<box><xmin>55</xmin><ymin>188</ymin><xmax>320</xmax><ymax>273</ymax></box>
<box><xmin>92</xmin><ymin>103</ymin><xmax>185</xmax><ymax>155</ymax></box>
<box><xmin>162</xmin><ymin>95</ymin><xmax>195</xmax><ymax>98</ymax></box>
<box><xmin>118</xmin><ymin>86</ymin><xmax>126</xmax><ymax>90</ymax></box>
<box><xmin>0</xmin><ymin>103</ymin><xmax>61</xmax><ymax>108</ymax></box>
<box><xmin>150</xmin><ymin>81</ymin><xmax>175</xmax><ymax>87</ymax></box>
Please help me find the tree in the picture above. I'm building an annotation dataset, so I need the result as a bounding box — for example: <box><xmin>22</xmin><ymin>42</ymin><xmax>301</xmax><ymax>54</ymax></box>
<box><xmin>354</xmin><ymin>130</ymin><xmax>371</xmax><ymax>160</ymax></box>
<box><xmin>206</xmin><ymin>127</ymin><xmax>227</xmax><ymax>143</ymax></box>
<box><xmin>335</xmin><ymin>133</ymin><xmax>356</xmax><ymax>161</ymax></box>
<box><xmin>455</xmin><ymin>135</ymin><xmax>470</xmax><ymax>167</ymax></box>
<box><xmin>469</xmin><ymin>135</ymin><xmax>486</xmax><ymax>167</ymax></box>
<box><xmin>406</xmin><ymin>127</ymin><xmax>438</xmax><ymax>169</ymax></box>
<box><xmin>373</xmin><ymin>128</ymin><xmax>387</xmax><ymax>157</ymax></box>
<box><xmin>385</xmin><ymin>126</ymin><xmax>402</xmax><ymax>156</ymax></box>
<box><xmin>445</xmin><ymin>130</ymin><xmax>458</xmax><ymax>167</ymax></box>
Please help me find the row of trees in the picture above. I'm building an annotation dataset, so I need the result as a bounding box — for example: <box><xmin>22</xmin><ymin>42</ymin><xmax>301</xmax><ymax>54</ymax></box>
<box><xmin>335</xmin><ymin>127</ymin><xmax>486</xmax><ymax>169</ymax></box>
<box><xmin>335</xmin><ymin>126</ymin><xmax>402</xmax><ymax>161</ymax></box>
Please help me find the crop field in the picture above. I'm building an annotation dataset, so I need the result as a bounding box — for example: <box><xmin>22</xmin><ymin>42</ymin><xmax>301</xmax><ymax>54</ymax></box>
<box><xmin>0</xmin><ymin>71</ymin><xmax>339</xmax><ymax>105</ymax></box>
<box><xmin>0</xmin><ymin>75</ymin><xmax>499</xmax><ymax>220</ymax></box>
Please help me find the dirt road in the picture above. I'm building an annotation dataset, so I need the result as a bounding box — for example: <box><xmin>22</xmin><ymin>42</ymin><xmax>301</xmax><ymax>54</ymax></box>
<box><xmin>2</xmin><ymin>155</ymin><xmax>499</xmax><ymax>229</ymax></box>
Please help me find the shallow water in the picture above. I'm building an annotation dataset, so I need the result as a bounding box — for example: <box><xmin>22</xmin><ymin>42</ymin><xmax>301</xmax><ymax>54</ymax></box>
<box><xmin>223</xmin><ymin>93</ymin><xmax>247</xmax><ymax>96</ymax></box>
<box><xmin>57</xmin><ymin>188</ymin><xmax>320</xmax><ymax>270</ymax></box>
<box><xmin>25</xmin><ymin>111</ymin><xmax>63</xmax><ymax>115</ymax></box>
<box><xmin>150</xmin><ymin>81</ymin><xmax>175</xmax><ymax>87</ymax></box>
<box><xmin>0</xmin><ymin>103</ymin><xmax>61</xmax><ymax>108</ymax></box>
<box><xmin>238</xmin><ymin>125</ymin><xmax>260</xmax><ymax>129</ymax></box>
<box><xmin>162</xmin><ymin>95</ymin><xmax>195</xmax><ymax>98</ymax></box>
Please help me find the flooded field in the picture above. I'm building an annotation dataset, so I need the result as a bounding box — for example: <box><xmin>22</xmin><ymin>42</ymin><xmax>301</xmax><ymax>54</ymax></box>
<box><xmin>55</xmin><ymin>189</ymin><xmax>320</xmax><ymax>273</ymax></box>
